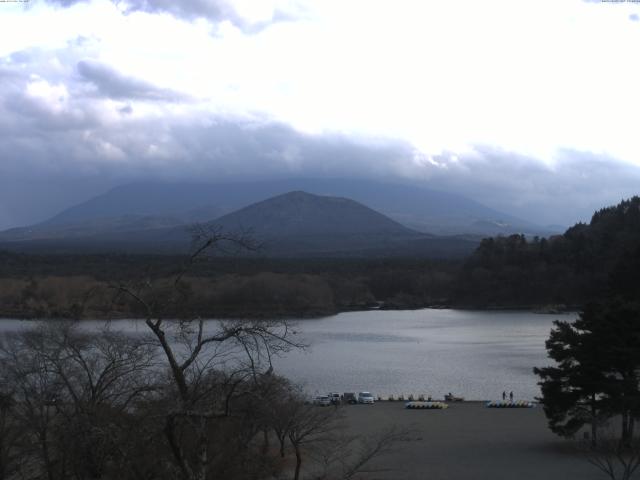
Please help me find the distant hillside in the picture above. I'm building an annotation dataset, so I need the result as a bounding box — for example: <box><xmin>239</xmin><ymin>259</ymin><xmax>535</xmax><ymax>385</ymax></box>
<box><xmin>210</xmin><ymin>191</ymin><xmax>429</xmax><ymax>256</ymax></box>
<box><xmin>0</xmin><ymin>191</ymin><xmax>479</xmax><ymax>258</ymax></box>
<box><xmin>214</xmin><ymin>190</ymin><xmax>418</xmax><ymax>236</ymax></box>
<box><xmin>6</xmin><ymin>178</ymin><xmax>549</xmax><ymax>240</ymax></box>
<box><xmin>455</xmin><ymin>196</ymin><xmax>640</xmax><ymax>307</ymax></box>
<box><xmin>0</xmin><ymin>215</ymin><xmax>185</xmax><ymax>242</ymax></box>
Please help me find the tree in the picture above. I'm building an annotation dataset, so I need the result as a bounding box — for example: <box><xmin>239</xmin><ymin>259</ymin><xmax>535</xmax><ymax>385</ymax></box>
<box><xmin>583</xmin><ymin>301</ymin><xmax>640</xmax><ymax>447</ymax></box>
<box><xmin>0</xmin><ymin>390</ymin><xmax>21</xmax><ymax>480</ymax></box>
<box><xmin>310</xmin><ymin>425</ymin><xmax>410</xmax><ymax>480</ymax></box>
<box><xmin>534</xmin><ymin>317</ymin><xmax>608</xmax><ymax>445</ymax></box>
<box><xmin>0</xmin><ymin>226</ymin><xmax>403</xmax><ymax>480</ymax></box>
<box><xmin>286</xmin><ymin>401</ymin><xmax>342</xmax><ymax>480</ymax></box>
<box><xmin>112</xmin><ymin>226</ymin><xmax>304</xmax><ymax>480</ymax></box>
<box><xmin>582</xmin><ymin>425</ymin><xmax>640</xmax><ymax>480</ymax></box>
<box><xmin>535</xmin><ymin>300</ymin><xmax>640</xmax><ymax>448</ymax></box>
<box><xmin>0</xmin><ymin>322</ymin><xmax>158</xmax><ymax>480</ymax></box>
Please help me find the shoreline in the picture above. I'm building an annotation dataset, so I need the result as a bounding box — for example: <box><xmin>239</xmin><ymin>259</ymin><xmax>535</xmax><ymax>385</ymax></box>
<box><xmin>0</xmin><ymin>303</ymin><xmax>580</xmax><ymax>322</ymax></box>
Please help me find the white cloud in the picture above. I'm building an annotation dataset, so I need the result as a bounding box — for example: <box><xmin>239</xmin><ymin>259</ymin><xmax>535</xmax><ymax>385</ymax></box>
<box><xmin>3</xmin><ymin>0</ymin><xmax>638</xmax><ymax>167</ymax></box>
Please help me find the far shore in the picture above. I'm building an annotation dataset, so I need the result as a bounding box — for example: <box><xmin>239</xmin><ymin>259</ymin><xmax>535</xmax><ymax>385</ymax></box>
<box><xmin>0</xmin><ymin>303</ymin><xmax>580</xmax><ymax>322</ymax></box>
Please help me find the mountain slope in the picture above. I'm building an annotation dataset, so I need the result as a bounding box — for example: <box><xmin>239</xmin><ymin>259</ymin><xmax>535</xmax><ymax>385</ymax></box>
<box><xmin>0</xmin><ymin>191</ymin><xmax>479</xmax><ymax>257</ymax></box>
<box><xmin>212</xmin><ymin>191</ymin><xmax>421</xmax><ymax>237</ymax></box>
<box><xmin>28</xmin><ymin>178</ymin><xmax>548</xmax><ymax>237</ymax></box>
<box><xmin>209</xmin><ymin>191</ymin><xmax>428</xmax><ymax>255</ymax></box>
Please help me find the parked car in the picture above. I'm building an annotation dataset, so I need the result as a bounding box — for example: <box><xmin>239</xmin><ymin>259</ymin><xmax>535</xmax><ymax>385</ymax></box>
<box><xmin>343</xmin><ymin>392</ymin><xmax>357</xmax><ymax>404</ymax></box>
<box><xmin>328</xmin><ymin>392</ymin><xmax>341</xmax><ymax>405</ymax></box>
<box><xmin>314</xmin><ymin>395</ymin><xmax>331</xmax><ymax>406</ymax></box>
<box><xmin>357</xmin><ymin>392</ymin><xmax>375</xmax><ymax>404</ymax></box>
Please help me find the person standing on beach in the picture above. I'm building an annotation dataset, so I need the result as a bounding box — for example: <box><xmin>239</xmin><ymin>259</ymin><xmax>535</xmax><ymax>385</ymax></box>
<box><xmin>509</xmin><ymin>391</ymin><xmax>513</xmax><ymax>402</ymax></box>
<box><xmin>502</xmin><ymin>391</ymin><xmax>506</xmax><ymax>401</ymax></box>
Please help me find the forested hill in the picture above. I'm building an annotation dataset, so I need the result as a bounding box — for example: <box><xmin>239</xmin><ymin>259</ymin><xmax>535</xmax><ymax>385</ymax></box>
<box><xmin>455</xmin><ymin>196</ymin><xmax>640</xmax><ymax>308</ymax></box>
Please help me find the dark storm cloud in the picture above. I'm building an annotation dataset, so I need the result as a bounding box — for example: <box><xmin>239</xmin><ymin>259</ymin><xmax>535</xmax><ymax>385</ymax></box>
<box><xmin>1</xmin><ymin>38</ymin><xmax>639</xmax><ymax>231</ymax></box>
<box><xmin>43</xmin><ymin>0</ymin><xmax>305</xmax><ymax>34</ymax></box>
<box><xmin>76</xmin><ymin>60</ymin><xmax>188</xmax><ymax>102</ymax></box>
<box><xmin>0</xmin><ymin>47</ymin><xmax>414</xmax><ymax>189</ymax></box>
<box><xmin>0</xmin><ymin>64</ymin><xmax>96</xmax><ymax>136</ymax></box>
<box><xmin>2</xmin><ymin>78</ymin><xmax>639</xmax><ymax>231</ymax></box>
<box><xmin>416</xmin><ymin>147</ymin><xmax>640</xmax><ymax>226</ymax></box>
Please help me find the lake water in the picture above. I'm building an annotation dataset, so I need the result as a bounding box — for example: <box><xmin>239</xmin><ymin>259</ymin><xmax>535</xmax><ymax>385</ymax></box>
<box><xmin>271</xmin><ymin>309</ymin><xmax>574</xmax><ymax>401</ymax></box>
<box><xmin>0</xmin><ymin>309</ymin><xmax>574</xmax><ymax>401</ymax></box>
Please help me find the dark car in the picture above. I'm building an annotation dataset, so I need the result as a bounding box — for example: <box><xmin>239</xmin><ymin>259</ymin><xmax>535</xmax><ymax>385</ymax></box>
<box><xmin>343</xmin><ymin>392</ymin><xmax>357</xmax><ymax>404</ymax></box>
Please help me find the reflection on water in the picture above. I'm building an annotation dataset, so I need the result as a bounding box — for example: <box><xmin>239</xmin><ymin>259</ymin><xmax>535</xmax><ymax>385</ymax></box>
<box><xmin>0</xmin><ymin>309</ymin><xmax>575</xmax><ymax>401</ymax></box>
<box><xmin>314</xmin><ymin>332</ymin><xmax>418</xmax><ymax>343</ymax></box>
<box><xmin>271</xmin><ymin>309</ymin><xmax>575</xmax><ymax>401</ymax></box>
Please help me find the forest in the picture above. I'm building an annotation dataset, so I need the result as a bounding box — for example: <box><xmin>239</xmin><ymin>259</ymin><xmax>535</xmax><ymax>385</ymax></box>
<box><xmin>1</xmin><ymin>196</ymin><xmax>640</xmax><ymax>319</ymax></box>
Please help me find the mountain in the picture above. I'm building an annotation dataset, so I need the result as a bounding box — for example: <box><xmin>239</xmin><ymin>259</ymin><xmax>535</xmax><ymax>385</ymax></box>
<box><xmin>209</xmin><ymin>191</ymin><xmax>425</xmax><ymax>255</ymax></box>
<box><xmin>2</xmin><ymin>178</ymin><xmax>551</xmax><ymax>243</ymax></box>
<box><xmin>213</xmin><ymin>191</ymin><xmax>419</xmax><ymax>238</ymax></box>
<box><xmin>0</xmin><ymin>191</ymin><xmax>479</xmax><ymax>257</ymax></box>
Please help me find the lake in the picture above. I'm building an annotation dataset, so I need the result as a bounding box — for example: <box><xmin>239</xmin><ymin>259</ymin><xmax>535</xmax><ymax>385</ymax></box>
<box><xmin>271</xmin><ymin>309</ymin><xmax>574</xmax><ymax>401</ymax></box>
<box><xmin>0</xmin><ymin>309</ymin><xmax>574</xmax><ymax>401</ymax></box>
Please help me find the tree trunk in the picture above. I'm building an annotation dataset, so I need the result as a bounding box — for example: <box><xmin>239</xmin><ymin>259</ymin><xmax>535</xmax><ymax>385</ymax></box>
<box><xmin>42</xmin><ymin>441</ymin><xmax>55</xmax><ymax>480</ymax></box>
<box><xmin>591</xmin><ymin>396</ymin><xmax>598</xmax><ymax>448</ymax></box>
<box><xmin>293</xmin><ymin>444</ymin><xmax>302</xmax><ymax>480</ymax></box>
<box><xmin>164</xmin><ymin>416</ymin><xmax>191</xmax><ymax>480</ymax></box>
<box><xmin>195</xmin><ymin>417</ymin><xmax>208</xmax><ymax>480</ymax></box>
<box><xmin>621</xmin><ymin>411</ymin><xmax>630</xmax><ymax>448</ymax></box>
<box><xmin>262</xmin><ymin>429</ymin><xmax>269</xmax><ymax>455</ymax></box>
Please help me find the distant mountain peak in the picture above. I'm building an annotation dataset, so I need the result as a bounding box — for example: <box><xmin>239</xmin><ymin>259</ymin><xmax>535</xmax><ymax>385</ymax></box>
<box><xmin>211</xmin><ymin>190</ymin><xmax>419</xmax><ymax>239</ymax></box>
<box><xmin>0</xmin><ymin>178</ymin><xmax>548</xmax><ymax>256</ymax></box>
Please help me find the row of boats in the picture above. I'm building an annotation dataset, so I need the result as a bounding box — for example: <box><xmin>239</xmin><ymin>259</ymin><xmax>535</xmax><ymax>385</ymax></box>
<box><xmin>405</xmin><ymin>400</ymin><xmax>536</xmax><ymax>409</ymax></box>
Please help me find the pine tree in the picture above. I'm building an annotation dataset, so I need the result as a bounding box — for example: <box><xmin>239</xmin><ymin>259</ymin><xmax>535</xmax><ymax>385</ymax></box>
<box><xmin>535</xmin><ymin>300</ymin><xmax>640</xmax><ymax>447</ymax></box>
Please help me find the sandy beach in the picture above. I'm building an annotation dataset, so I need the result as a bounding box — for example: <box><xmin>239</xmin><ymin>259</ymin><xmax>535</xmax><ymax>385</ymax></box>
<box><xmin>341</xmin><ymin>401</ymin><xmax>601</xmax><ymax>480</ymax></box>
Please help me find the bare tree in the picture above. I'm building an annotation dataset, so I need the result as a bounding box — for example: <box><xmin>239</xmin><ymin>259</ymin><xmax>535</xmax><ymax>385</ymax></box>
<box><xmin>0</xmin><ymin>390</ymin><xmax>21</xmax><ymax>480</ymax></box>
<box><xmin>583</xmin><ymin>425</ymin><xmax>640</xmax><ymax>480</ymax></box>
<box><xmin>309</xmin><ymin>425</ymin><xmax>412</xmax><ymax>480</ymax></box>
<box><xmin>286</xmin><ymin>401</ymin><xmax>342</xmax><ymax>480</ymax></box>
<box><xmin>111</xmin><ymin>226</ymin><xmax>304</xmax><ymax>480</ymax></box>
<box><xmin>0</xmin><ymin>226</ymin><xmax>402</xmax><ymax>480</ymax></box>
<box><xmin>1</xmin><ymin>327</ymin><xmax>69</xmax><ymax>480</ymax></box>
<box><xmin>0</xmin><ymin>322</ymin><xmax>158</xmax><ymax>480</ymax></box>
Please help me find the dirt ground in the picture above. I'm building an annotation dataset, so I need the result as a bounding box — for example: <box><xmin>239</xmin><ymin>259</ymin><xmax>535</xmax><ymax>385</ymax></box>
<box><xmin>340</xmin><ymin>401</ymin><xmax>602</xmax><ymax>480</ymax></box>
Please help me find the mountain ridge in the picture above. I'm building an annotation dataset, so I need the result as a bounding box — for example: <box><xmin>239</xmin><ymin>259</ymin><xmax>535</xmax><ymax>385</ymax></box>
<box><xmin>0</xmin><ymin>190</ymin><xmax>478</xmax><ymax>258</ymax></box>
<box><xmin>5</xmin><ymin>178</ymin><xmax>553</xmax><ymax>239</ymax></box>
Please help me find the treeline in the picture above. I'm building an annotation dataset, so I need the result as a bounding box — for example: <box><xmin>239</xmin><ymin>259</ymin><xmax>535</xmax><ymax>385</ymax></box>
<box><xmin>455</xmin><ymin>196</ymin><xmax>640</xmax><ymax>308</ymax></box>
<box><xmin>532</xmin><ymin>224</ymin><xmax>640</xmax><ymax>474</ymax></box>
<box><xmin>3</xmin><ymin>196</ymin><xmax>640</xmax><ymax>317</ymax></box>
<box><xmin>0</xmin><ymin>257</ymin><xmax>459</xmax><ymax>319</ymax></box>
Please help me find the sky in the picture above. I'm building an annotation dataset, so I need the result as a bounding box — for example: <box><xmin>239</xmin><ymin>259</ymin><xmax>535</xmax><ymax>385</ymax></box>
<box><xmin>1</xmin><ymin>0</ymin><xmax>640</xmax><ymax>229</ymax></box>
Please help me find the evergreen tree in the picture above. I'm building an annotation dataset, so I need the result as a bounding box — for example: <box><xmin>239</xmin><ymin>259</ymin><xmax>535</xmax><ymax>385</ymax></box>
<box><xmin>535</xmin><ymin>300</ymin><xmax>640</xmax><ymax>446</ymax></box>
<box><xmin>534</xmin><ymin>315</ymin><xmax>609</xmax><ymax>445</ymax></box>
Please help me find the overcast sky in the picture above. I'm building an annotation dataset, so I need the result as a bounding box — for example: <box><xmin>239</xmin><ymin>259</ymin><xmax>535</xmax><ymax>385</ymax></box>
<box><xmin>1</xmin><ymin>0</ymin><xmax>640</xmax><ymax>229</ymax></box>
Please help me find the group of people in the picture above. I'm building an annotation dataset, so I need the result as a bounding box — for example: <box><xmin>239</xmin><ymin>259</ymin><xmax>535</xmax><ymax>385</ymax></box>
<box><xmin>502</xmin><ymin>391</ymin><xmax>514</xmax><ymax>402</ymax></box>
